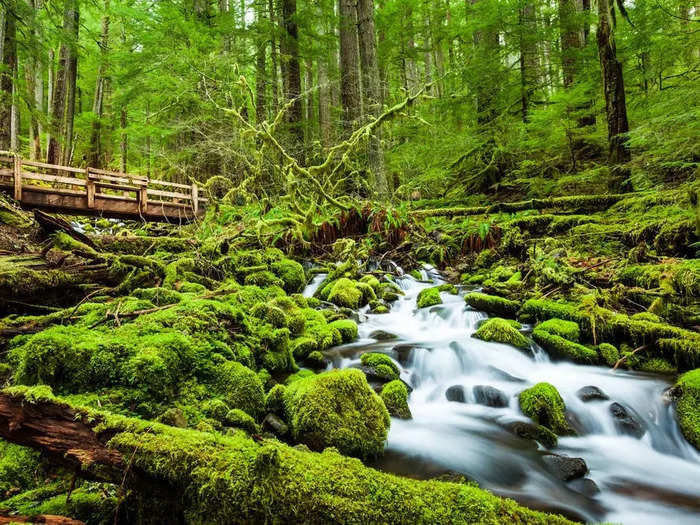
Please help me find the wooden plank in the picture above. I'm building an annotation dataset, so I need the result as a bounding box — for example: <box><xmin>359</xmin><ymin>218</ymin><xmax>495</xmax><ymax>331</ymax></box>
<box><xmin>93</xmin><ymin>181</ymin><xmax>139</xmax><ymax>192</ymax></box>
<box><xmin>149</xmin><ymin>178</ymin><xmax>191</xmax><ymax>189</ymax></box>
<box><xmin>191</xmin><ymin>183</ymin><xmax>198</xmax><ymax>215</ymax></box>
<box><xmin>21</xmin><ymin>159</ymin><xmax>87</xmax><ymax>174</ymax></box>
<box><xmin>88</xmin><ymin>166</ymin><xmax>148</xmax><ymax>182</ymax></box>
<box><xmin>88</xmin><ymin>171</ymin><xmax>147</xmax><ymax>186</ymax></box>
<box><xmin>21</xmin><ymin>171</ymin><xmax>87</xmax><ymax>187</ymax></box>
<box><xmin>13</xmin><ymin>155</ymin><xmax>22</xmax><ymax>200</ymax></box>
<box><xmin>146</xmin><ymin>188</ymin><xmax>191</xmax><ymax>200</ymax></box>
<box><xmin>86</xmin><ymin>180</ymin><xmax>95</xmax><ymax>208</ymax></box>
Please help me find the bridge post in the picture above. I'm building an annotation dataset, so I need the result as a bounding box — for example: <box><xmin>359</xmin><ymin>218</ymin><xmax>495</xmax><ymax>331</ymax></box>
<box><xmin>139</xmin><ymin>186</ymin><xmax>148</xmax><ymax>214</ymax></box>
<box><xmin>86</xmin><ymin>173</ymin><xmax>96</xmax><ymax>209</ymax></box>
<box><xmin>191</xmin><ymin>183</ymin><xmax>199</xmax><ymax>215</ymax></box>
<box><xmin>13</xmin><ymin>154</ymin><xmax>22</xmax><ymax>201</ymax></box>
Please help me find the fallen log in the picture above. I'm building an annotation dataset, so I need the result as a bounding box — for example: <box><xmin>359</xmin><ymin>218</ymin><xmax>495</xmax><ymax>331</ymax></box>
<box><xmin>0</xmin><ymin>515</ymin><xmax>85</xmax><ymax>525</ymax></box>
<box><xmin>33</xmin><ymin>211</ymin><xmax>98</xmax><ymax>252</ymax></box>
<box><xmin>0</xmin><ymin>388</ymin><xmax>574</xmax><ymax>524</ymax></box>
<box><xmin>411</xmin><ymin>194</ymin><xmax>629</xmax><ymax>218</ymax></box>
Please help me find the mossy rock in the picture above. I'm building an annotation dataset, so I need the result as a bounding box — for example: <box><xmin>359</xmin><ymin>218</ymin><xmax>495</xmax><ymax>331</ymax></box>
<box><xmin>360</xmin><ymin>352</ymin><xmax>400</xmax><ymax>381</ymax></box>
<box><xmin>473</xmin><ymin>318</ymin><xmax>529</xmax><ymax>350</ymax></box>
<box><xmin>674</xmin><ymin>369</ymin><xmax>700</xmax><ymax>450</ymax></box>
<box><xmin>244</xmin><ymin>270</ymin><xmax>284</xmax><ymax>288</ymax></box>
<box><xmin>327</xmin><ymin>278</ymin><xmax>363</xmax><ymax>309</ymax></box>
<box><xmin>283</xmin><ymin>368</ymin><xmax>390</xmax><ymax>459</ymax></box>
<box><xmin>416</xmin><ymin>287</ymin><xmax>442</xmax><ymax>309</ymax></box>
<box><xmin>532</xmin><ymin>329</ymin><xmax>598</xmax><ymax>364</ymax></box>
<box><xmin>328</xmin><ymin>319</ymin><xmax>359</xmax><ymax>343</ymax></box>
<box><xmin>465</xmin><ymin>292</ymin><xmax>519</xmax><ymax>318</ymax></box>
<box><xmin>381</xmin><ymin>380</ymin><xmax>412</xmax><ymax>419</ymax></box>
<box><xmin>271</xmin><ymin>259</ymin><xmax>307</xmax><ymax>294</ymax></box>
<box><xmin>265</xmin><ymin>384</ymin><xmax>286</xmax><ymax>416</ymax></box>
<box><xmin>291</xmin><ymin>337</ymin><xmax>318</xmax><ymax>360</ymax></box>
<box><xmin>359</xmin><ymin>274</ymin><xmax>381</xmax><ymax>293</ymax></box>
<box><xmin>225</xmin><ymin>408</ymin><xmax>260</xmax><ymax>434</ymax></box>
<box><xmin>536</xmin><ymin>319</ymin><xmax>580</xmax><ymax>342</ymax></box>
<box><xmin>214</xmin><ymin>361</ymin><xmax>265</xmax><ymax>419</ymax></box>
<box><xmin>519</xmin><ymin>382</ymin><xmax>574</xmax><ymax>436</ymax></box>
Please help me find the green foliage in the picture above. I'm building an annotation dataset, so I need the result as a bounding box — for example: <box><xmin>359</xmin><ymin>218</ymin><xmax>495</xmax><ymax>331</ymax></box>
<box><xmin>360</xmin><ymin>353</ymin><xmax>400</xmax><ymax>380</ymax></box>
<box><xmin>283</xmin><ymin>369</ymin><xmax>390</xmax><ymax>459</ymax></box>
<box><xmin>473</xmin><ymin>318</ymin><xmax>529</xmax><ymax>350</ymax></box>
<box><xmin>519</xmin><ymin>383</ymin><xmax>574</xmax><ymax>436</ymax></box>
<box><xmin>416</xmin><ymin>287</ymin><xmax>442</xmax><ymax>309</ymax></box>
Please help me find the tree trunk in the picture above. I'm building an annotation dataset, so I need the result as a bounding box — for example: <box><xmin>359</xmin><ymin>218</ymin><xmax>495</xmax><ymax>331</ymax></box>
<box><xmin>268</xmin><ymin>0</ymin><xmax>279</xmax><ymax>115</ymax></box>
<box><xmin>120</xmin><ymin>107</ymin><xmax>127</xmax><ymax>172</ymax></box>
<box><xmin>281</xmin><ymin>0</ymin><xmax>303</xmax><ymax>144</ymax></box>
<box><xmin>46</xmin><ymin>48</ymin><xmax>54</xmax><ymax>157</ymax></box>
<box><xmin>304</xmin><ymin>59</ymin><xmax>314</xmax><ymax>143</ymax></box>
<box><xmin>61</xmin><ymin>2</ymin><xmax>79</xmax><ymax>165</ymax></box>
<box><xmin>559</xmin><ymin>0</ymin><xmax>581</xmax><ymax>88</ymax></box>
<box><xmin>318</xmin><ymin>55</ymin><xmax>331</xmax><ymax>147</ymax></box>
<box><xmin>88</xmin><ymin>0</ymin><xmax>110</xmax><ymax>168</ymax></box>
<box><xmin>519</xmin><ymin>1</ymin><xmax>538</xmax><ymax>123</ymax></box>
<box><xmin>470</xmin><ymin>0</ymin><xmax>500</xmax><ymax>125</ymax></box>
<box><xmin>255</xmin><ymin>0</ymin><xmax>267</xmax><ymax>124</ymax></box>
<box><xmin>0</xmin><ymin>1</ymin><xmax>16</xmax><ymax>151</ymax></box>
<box><xmin>596</xmin><ymin>0</ymin><xmax>630</xmax><ymax>164</ymax></box>
<box><xmin>339</xmin><ymin>0</ymin><xmax>361</xmax><ymax>132</ymax></box>
<box><xmin>357</xmin><ymin>0</ymin><xmax>388</xmax><ymax>198</ymax></box>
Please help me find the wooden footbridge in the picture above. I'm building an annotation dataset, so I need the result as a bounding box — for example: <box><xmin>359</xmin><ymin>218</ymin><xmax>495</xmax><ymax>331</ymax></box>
<box><xmin>0</xmin><ymin>152</ymin><xmax>206</xmax><ymax>223</ymax></box>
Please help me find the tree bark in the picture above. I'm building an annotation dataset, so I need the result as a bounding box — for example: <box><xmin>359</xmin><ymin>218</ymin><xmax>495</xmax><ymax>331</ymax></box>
<box><xmin>469</xmin><ymin>0</ymin><xmax>500</xmax><ymax>125</ymax></box>
<box><xmin>255</xmin><ymin>0</ymin><xmax>267</xmax><ymax>124</ymax></box>
<box><xmin>267</xmin><ymin>0</ymin><xmax>279</xmax><ymax>115</ymax></box>
<box><xmin>357</xmin><ymin>0</ymin><xmax>388</xmax><ymax>198</ymax></box>
<box><xmin>281</xmin><ymin>0</ymin><xmax>303</xmax><ymax>144</ymax></box>
<box><xmin>60</xmin><ymin>2</ymin><xmax>79</xmax><ymax>166</ymax></box>
<box><xmin>318</xmin><ymin>48</ymin><xmax>332</xmax><ymax>147</ymax></box>
<box><xmin>519</xmin><ymin>1</ymin><xmax>538</xmax><ymax>123</ymax></box>
<box><xmin>596</xmin><ymin>0</ymin><xmax>630</xmax><ymax>164</ymax></box>
<box><xmin>339</xmin><ymin>0</ymin><xmax>361</xmax><ymax>132</ymax></box>
<box><xmin>0</xmin><ymin>1</ymin><xmax>16</xmax><ymax>151</ymax></box>
<box><xmin>88</xmin><ymin>0</ymin><xmax>110</xmax><ymax>168</ymax></box>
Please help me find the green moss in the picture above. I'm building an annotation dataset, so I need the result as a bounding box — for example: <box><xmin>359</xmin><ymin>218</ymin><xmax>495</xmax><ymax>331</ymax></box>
<box><xmin>244</xmin><ymin>270</ymin><xmax>284</xmax><ymax>288</ymax></box>
<box><xmin>360</xmin><ymin>352</ymin><xmax>400</xmax><ymax>379</ymax></box>
<box><xmin>291</xmin><ymin>337</ymin><xmax>318</xmax><ymax>360</ymax></box>
<box><xmin>597</xmin><ymin>343</ymin><xmax>620</xmax><ymax>366</ymax></box>
<box><xmin>264</xmin><ymin>384</ymin><xmax>286</xmax><ymax>415</ymax></box>
<box><xmin>132</xmin><ymin>287</ymin><xmax>183</xmax><ymax>306</ymax></box>
<box><xmin>283</xmin><ymin>368</ymin><xmax>390</xmax><ymax>459</ymax></box>
<box><xmin>536</xmin><ymin>319</ymin><xmax>580</xmax><ymax>341</ymax></box>
<box><xmin>270</xmin><ymin>259</ymin><xmax>307</xmax><ymax>294</ymax></box>
<box><xmin>519</xmin><ymin>382</ymin><xmax>574</xmax><ymax>435</ymax></box>
<box><xmin>631</xmin><ymin>312</ymin><xmax>662</xmax><ymax>323</ymax></box>
<box><xmin>0</xmin><ymin>258</ymin><xmax>82</xmax><ymax>298</ymax></box>
<box><xmin>473</xmin><ymin>318</ymin><xmax>529</xmax><ymax>349</ymax></box>
<box><xmin>409</xmin><ymin>269</ymin><xmax>422</xmax><ymax>279</ymax></box>
<box><xmin>213</xmin><ymin>361</ymin><xmax>265</xmax><ymax>419</ymax></box>
<box><xmin>381</xmin><ymin>380</ymin><xmax>412</xmax><ymax>419</ymax></box>
<box><xmin>657</xmin><ymin>339</ymin><xmax>700</xmax><ymax>371</ymax></box>
<box><xmin>465</xmin><ymin>292</ymin><xmax>519</xmax><ymax>318</ymax></box>
<box><xmin>202</xmin><ymin>398</ymin><xmax>230</xmax><ymax>423</ymax></box>
<box><xmin>416</xmin><ymin>287</ymin><xmax>442</xmax><ymax>308</ymax></box>
<box><xmin>638</xmin><ymin>358</ymin><xmax>676</xmax><ymax>374</ymax></box>
<box><xmin>0</xmin><ymin>440</ymin><xmax>43</xmax><ymax>495</ymax></box>
<box><xmin>328</xmin><ymin>319</ymin><xmax>358</xmax><ymax>343</ymax></box>
<box><xmin>327</xmin><ymin>278</ymin><xmax>363</xmax><ymax>309</ymax></box>
<box><xmin>356</xmin><ymin>281</ymin><xmax>377</xmax><ymax>303</ymax></box>
<box><xmin>675</xmin><ymin>369</ymin><xmax>700</xmax><ymax>449</ymax></box>
<box><xmin>225</xmin><ymin>408</ymin><xmax>260</xmax><ymax>434</ymax></box>
<box><xmin>359</xmin><ymin>275</ymin><xmax>381</xmax><ymax>293</ymax></box>
<box><xmin>532</xmin><ymin>329</ymin><xmax>598</xmax><ymax>364</ymax></box>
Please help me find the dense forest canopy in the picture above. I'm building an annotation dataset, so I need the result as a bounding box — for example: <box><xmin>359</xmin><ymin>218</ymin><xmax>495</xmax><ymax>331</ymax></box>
<box><xmin>1</xmin><ymin>0</ymin><xmax>698</xmax><ymax>200</ymax></box>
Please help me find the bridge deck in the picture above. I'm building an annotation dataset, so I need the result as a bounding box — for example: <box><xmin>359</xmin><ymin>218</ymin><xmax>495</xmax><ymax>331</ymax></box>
<box><xmin>0</xmin><ymin>153</ymin><xmax>206</xmax><ymax>223</ymax></box>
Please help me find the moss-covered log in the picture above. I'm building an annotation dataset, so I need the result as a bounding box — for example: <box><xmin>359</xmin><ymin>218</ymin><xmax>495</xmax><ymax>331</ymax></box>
<box><xmin>0</xmin><ymin>389</ymin><xmax>574</xmax><ymax>524</ymax></box>
<box><xmin>412</xmin><ymin>194</ymin><xmax>628</xmax><ymax>218</ymax></box>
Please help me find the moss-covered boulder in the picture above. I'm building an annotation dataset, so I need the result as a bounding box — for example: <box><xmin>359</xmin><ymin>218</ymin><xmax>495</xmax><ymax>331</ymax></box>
<box><xmin>270</xmin><ymin>259</ymin><xmax>307</xmax><ymax>294</ymax></box>
<box><xmin>416</xmin><ymin>286</ymin><xmax>442</xmax><ymax>309</ymax></box>
<box><xmin>597</xmin><ymin>343</ymin><xmax>620</xmax><ymax>366</ymax></box>
<box><xmin>360</xmin><ymin>352</ymin><xmax>400</xmax><ymax>382</ymax></box>
<box><xmin>381</xmin><ymin>380</ymin><xmax>412</xmax><ymax>419</ymax></box>
<box><xmin>283</xmin><ymin>368</ymin><xmax>390</xmax><ymax>458</ymax></box>
<box><xmin>328</xmin><ymin>319</ymin><xmax>359</xmax><ymax>343</ymax></box>
<box><xmin>473</xmin><ymin>318</ymin><xmax>529</xmax><ymax>349</ymax></box>
<box><xmin>327</xmin><ymin>278</ymin><xmax>363</xmax><ymax>309</ymax></box>
<box><xmin>214</xmin><ymin>361</ymin><xmax>265</xmax><ymax>419</ymax></box>
<box><xmin>465</xmin><ymin>292</ymin><xmax>519</xmax><ymax>318</ymax></box>
<box><xmin>519</xmin><ymin>382</ymin><xmax>574</xmax><ymax>436</ymax></box>
<box><xmin>674</xmin><ymin>369</ymin><xmax>700</xmax><ymax>450</ymax></box>
<box><xmin>532</xmin><ymin>329</ymin><xmax>598</xmax><ymax>364</ymax></box>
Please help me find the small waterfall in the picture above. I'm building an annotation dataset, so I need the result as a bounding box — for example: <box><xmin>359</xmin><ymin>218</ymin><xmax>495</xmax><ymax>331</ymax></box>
<box><xmin>333</xmin><ymin>269</ymin><xmax>700</xmax><ymax>524</ymax></box>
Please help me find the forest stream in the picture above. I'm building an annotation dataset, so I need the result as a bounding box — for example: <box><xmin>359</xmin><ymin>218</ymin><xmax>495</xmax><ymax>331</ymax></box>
<box><xmin>306</xmin><ymin>267</ymin><xmax>700</xmax><ymax>524</ymax></box>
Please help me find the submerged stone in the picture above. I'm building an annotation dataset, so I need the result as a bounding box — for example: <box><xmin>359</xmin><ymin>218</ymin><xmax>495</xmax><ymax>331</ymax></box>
<box><xmin>503</xmin><ymin>420</ymin><xmax>558</xmax><ymax>449</ymax></box>
<box><xmin>445</xmin><ymin>385</ymin><xmax>466</xmax><ymax>403</ymax></box>
<box><xmin>473</xmin><ymin>385</ymin><xmax>509</xmax><ymax>407</ymax></box>
<box><xmin>541</xmin><ymin>454</ymin><xmax>588</xmax><ymax>481</ymax></box>
<box><xmin>609</xmin><ymin>402</ymin><xmax>645</xmax><ymax>438</ymax></box>
<box><xmin>576</xmin><ymin>386</ymin><xmax>610</xmax><ymax>402</ymax></box>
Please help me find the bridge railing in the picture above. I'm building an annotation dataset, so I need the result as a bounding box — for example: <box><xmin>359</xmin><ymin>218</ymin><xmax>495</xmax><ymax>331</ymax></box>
<box><xmin>0</xmin><ymin>152</ymin><xmax>206</xmax><ymax>218</ymax></box>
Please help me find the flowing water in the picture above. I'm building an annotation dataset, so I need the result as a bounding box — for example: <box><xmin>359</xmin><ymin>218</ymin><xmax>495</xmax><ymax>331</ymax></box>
<box><xmin>304</xmin><ymin>267</ymin><xmax>700</xmax><ymax>524</ymax></box>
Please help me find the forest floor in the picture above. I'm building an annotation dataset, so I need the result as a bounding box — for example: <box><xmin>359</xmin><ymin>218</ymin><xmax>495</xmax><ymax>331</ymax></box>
<box><xmin>0</xmin><ymin>183</ymin><xmax>698</xmax><ymax>524</ymax></box>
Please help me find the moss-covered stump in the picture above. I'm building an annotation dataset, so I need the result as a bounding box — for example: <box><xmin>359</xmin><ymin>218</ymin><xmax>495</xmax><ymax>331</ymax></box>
<box><xmin>473</xmin><ymin>318</ymin><xmax>529</xmax><ymax>350</ymax></box>
<box><xmin>282</xmin><ymin>369</ymin><xmax>390</xmax><ymax>459</ymax></box>
<box><xmin>519</xmin><ymin>383</ymin><xmax>574</xmax><ymax>436</ymax></box>
<box><xmin>465</xmin><ymin>292</ymin><xmax>519</xmax><ymax>318</ymax></box>
<box><xmin>381</xmin><ymin>380</ymin><xmax>412</xmax><ymax>419</ymax></box>
<box><xmin>674</xmin><ymin>369</ymin><xmax>700</xmax><ymax>450</ymax></box>
<box><xmin>0</xmin><ymin>389</ymin><xmax>574</xmax><ymax>525</ymax></box>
